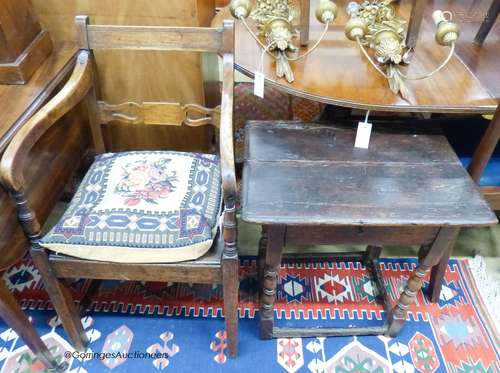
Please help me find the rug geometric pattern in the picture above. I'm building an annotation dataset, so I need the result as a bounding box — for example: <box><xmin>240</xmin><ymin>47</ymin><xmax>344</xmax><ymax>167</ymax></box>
<box><xmin>0</xmin><ymin>257</ymin><xmax>498</xmax><ymax>372</ymax></box>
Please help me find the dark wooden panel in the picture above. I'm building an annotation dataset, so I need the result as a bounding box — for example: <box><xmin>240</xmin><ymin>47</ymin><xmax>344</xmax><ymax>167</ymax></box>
<box><xmin>242</xmin><ymin>122</ymin><xmax>497</xmax><ymax>226</ymax></box>
<box><xmin>245</xmin><ymin>122</ymin><xmax>461</xmax><ymax>164</ymax></box>
<box><xmin>286</xmin><ymin>226</ymin><xmax>439</xmax><ymax>245</ymax></box>
<box><xmin>243</xmin><ymin>162</ymin><xmax>495</xmax><ymax>226</ymax></box>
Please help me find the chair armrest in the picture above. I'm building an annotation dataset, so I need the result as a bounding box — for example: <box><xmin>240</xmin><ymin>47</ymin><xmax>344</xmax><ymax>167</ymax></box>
<box><xmin>219</xmin><ymin>51</ymin><xmax>238</xmax><ymax>256</ymax></box>
<box><xmin>0</xmin><ymin>50</ymin><xmax>93</xmax><ymax>192</ymax></box>
<box><xmin>219</xmin><ymin>52</ymin><xmax>237</xmax><ymax>210</ymax></box>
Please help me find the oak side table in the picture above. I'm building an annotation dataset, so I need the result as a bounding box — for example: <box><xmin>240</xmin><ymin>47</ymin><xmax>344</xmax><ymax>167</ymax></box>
<box><xmin>241</xmin><ymin>121</ymin><xmax>497</xmax><ymax>338</ymax></box>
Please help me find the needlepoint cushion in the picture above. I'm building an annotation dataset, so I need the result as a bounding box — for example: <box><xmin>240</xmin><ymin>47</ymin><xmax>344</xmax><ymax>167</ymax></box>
<box><xmin>40</xmin><ymin>151</ymin><xmax>222</xmax><ymax>263</ymax></box>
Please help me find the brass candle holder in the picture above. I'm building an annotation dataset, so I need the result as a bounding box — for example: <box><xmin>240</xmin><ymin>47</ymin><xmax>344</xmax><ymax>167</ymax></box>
<box><xmin>344</xmin><ymin>0</ymin><xmax>460</xmax><ymax>100</ymax></box>
<box><xmin>230</xmin><ymin>0</ymin><xmax>337</xmax><ymax>83</ymax></box>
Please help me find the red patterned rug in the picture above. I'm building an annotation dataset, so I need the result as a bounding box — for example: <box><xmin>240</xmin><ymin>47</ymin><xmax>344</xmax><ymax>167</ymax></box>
<box><xmin>1</xmin><ymin>256</ymin><xmax>499</xmax><ymax>372</ymax></box>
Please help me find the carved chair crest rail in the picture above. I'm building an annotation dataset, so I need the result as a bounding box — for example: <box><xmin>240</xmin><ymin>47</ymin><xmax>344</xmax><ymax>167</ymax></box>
<box><xmin>0</xmin><ymin>17</ymin><xmax>239</xmax><ymax>357</ymax></box>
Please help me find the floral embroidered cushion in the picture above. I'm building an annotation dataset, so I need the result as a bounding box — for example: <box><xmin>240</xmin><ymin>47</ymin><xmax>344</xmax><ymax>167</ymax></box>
<box><xmin>41</xmin><ymin>151</ymin><xmax>222</xmax><ymax>263</ymax></box>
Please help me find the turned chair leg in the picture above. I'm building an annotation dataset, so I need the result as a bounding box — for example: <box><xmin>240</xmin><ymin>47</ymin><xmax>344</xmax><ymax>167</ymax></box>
<box><xmin>260</xmin><ymin>225</ymin><xmax>286</xmax><ymax>339</ymax></box>
<box><xmin>387</xmin><ymin>228</ymin><xmax>459</xmax><ymax>336</ymax></box>
<box><xmin>30</xmin><ymin>246</ymin><xmax>88</xmax><ymax>351</ymax></box>
<box><xmin>0</xmin><ymin>275</ymin><xmax>64</xmax><ymax>370</ymax></box>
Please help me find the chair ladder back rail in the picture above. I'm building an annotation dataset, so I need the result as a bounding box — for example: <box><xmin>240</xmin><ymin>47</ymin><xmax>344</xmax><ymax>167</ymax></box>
<box><xmin>0</xmin><ymin>50</ymin><xmax>94</xmax><ymax>192</ymax></box>
<box><xmin>84</xmin><ymin>23</ymin><xmax>225</xmax><ymax>52</ymax></box>
<box><xmin>219</xmin><ymin>20</ymin><xmax>237</xmax><ymax>260</ymax></box>
<box><xmin>96</xmin><ymin>101</ymin><xmax>221</xmax><ymax>128</ymax></box>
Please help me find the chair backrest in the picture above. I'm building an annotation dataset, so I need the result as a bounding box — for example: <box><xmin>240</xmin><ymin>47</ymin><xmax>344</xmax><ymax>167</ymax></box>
<box><xmin>75</xmin><ymin>15</ymin><xmax>235</xmax><ymax>154</ymax></box>
<box><xmin>0</xmin><ymin>16</ymin><xmax>235</xmax><ymax>206</ymax></box>
<box><xmin>0</xmin><ymin>17</ymin><xmax>237</xmax><ymax>255</ymax></box>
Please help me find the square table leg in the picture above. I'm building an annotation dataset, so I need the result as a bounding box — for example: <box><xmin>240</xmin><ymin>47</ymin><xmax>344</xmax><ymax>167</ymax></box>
<box><xmin>418</xmin><ymin>243</ymin><xmax>451</xmax><ymax>302</ymax></box>
<box><xmin>260</xmin><ymin>225</ymin><xmax>286</xmax><ymax>339</ymax></box>
<box><xmin>428</xmin><ymin>242</ymin><xmax>454</xmax><ymax>303</ymax></box>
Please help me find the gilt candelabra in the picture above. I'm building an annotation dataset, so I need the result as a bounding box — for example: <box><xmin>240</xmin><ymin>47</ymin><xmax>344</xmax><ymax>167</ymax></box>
<box><xmin>230</xmin><ymin>0</ymin><xmax>337</xmax><ymax>83</ymax></box>
<box><xmin>344</xmin><ymin>0</ymin><xmax>460</xmax><ymax>100</ymax></box>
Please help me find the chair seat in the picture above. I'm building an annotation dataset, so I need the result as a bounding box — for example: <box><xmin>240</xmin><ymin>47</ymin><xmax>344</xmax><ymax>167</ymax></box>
<box><xmin>41</xmin><ymin>151</ymin><xmax>223</xmax><ymax>263</ymax></box>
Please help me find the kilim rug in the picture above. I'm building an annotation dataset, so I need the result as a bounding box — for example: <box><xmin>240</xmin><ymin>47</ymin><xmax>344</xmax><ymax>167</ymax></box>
<box><xmin>1</xmin><ymin>256</ymin><xmax>498</xmax><ymax>373</ymax></box>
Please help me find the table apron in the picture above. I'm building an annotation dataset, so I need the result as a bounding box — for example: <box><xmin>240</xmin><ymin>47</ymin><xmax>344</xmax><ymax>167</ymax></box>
<box><xmin>285</xmin><ymin>225</ymin><xmax>440</xmax><ymax>246</ymax></box>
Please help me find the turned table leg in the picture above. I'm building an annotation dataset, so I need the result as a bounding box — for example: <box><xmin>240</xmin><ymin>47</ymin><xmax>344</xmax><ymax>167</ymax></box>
<box><xmin>387</xmin><ymin>227</ymin><xmax>460</xmax><ymax>336</ymax></box>
<box><xmin>260</xmin><ymin>225</ymin><xmax>286</xmax><ymax>339</ymax></box>
<box><xmin>0</xmin><ymin>272</ymin><xmax>62</xmax><ymax>370</ymax></box>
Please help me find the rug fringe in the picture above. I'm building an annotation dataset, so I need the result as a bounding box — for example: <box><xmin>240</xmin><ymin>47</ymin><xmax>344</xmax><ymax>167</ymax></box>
<box><xmin>468</xmin><ymin>255</ymin><xmax>500</xmax><ymax>332</ymax></box>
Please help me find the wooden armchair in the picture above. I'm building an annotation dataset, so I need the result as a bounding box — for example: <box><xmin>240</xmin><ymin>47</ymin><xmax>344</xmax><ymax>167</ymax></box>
<box><xmin>0</xmin><ymin>17</ymin><xmax>239</xmax><ymax>357</ymax></box>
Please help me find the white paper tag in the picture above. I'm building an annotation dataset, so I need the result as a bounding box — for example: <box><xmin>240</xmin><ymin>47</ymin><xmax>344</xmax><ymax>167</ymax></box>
<box><xmin>254</xmin><ymin>71</ymin><xmax>265</xmax><ymax>98</ymax></box>
<box><xmin>354</xmin><ymin>121</ymin><xmax>372</xmax><ymax>149</ymax></box>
